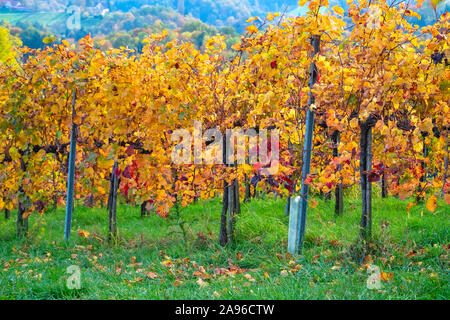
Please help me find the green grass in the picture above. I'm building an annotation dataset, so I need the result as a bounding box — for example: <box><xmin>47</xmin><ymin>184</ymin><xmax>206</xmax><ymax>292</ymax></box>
<box><xmin>0</xmin><ymin>194</ymin><xmax>448</xmax><ymax>300</ymax></box>
<box><xmin>0</xmin><ymin>12</ymin><xmax>67</xmax><ymax>26</ymax></box>
<box><xmin>0</xmin><ymin>11</ymin><xmax>102</xmax><ymax>31</ymax></box>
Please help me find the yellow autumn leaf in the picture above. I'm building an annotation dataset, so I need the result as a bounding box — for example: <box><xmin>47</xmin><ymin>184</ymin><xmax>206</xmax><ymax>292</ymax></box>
<box><xmin>266</xmin><ymin>13</ymin><xmax>279</xmax><ymax>21</ymax></box>
<box><xmin>350</xmin><ymin>117</ymin><xmax>359</xmax><ymax>130</ymax></box>
<box><xmin>161</xmin><ymin>259</ymin><xmax>173</xmax><ymax>267</ymax></box>
<box><xmin>97</xmin><ymin>186</ymin><xmax>106</xmax><ymax>195</ymax></box>
<box><xmin>246</xmin><ymin>25</ymin><xmax>259</xmax><ymax>34</ymax></box>
<box><xmin>298</xmin><ymin>0</ymin><xmax>308</xmax><ymax>6</ymax></box>
<box><xmin>42</xmin><ymin>36</ymin><xmax>56</xmax><ymax>44</ymax></box>
<box><xmin>332</xmin><ymin>5</ymin><xmax>345</xmax><ymax>16</ymax></box>
<box><xmin>430</xmin><ymin>0</ymin><xmax>445</xmax><ymax>9</ymax></box>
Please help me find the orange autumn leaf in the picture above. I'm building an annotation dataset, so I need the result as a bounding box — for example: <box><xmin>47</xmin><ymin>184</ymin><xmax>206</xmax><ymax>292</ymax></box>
<box><xmin>399</xmin><ymin>189</ymin><xmax>412</xmax><ymax>201</ymax></box>
<box><xmin>379</xmin><ymin>272</ymin><xmax>394</xmax><ymax>281</ymax></box>
<box><xmin>426</xmin><ymin>195</ymin><xmax>437</xmax><ymax>212</ymax></box>
<box><xmin>309</xmin><ymin>199</ymin><xmax>319</xmax><ymax>208</ymax></box>
<box><xmin>363</xmin><ymin>254</ymin><xmax>373</xmax><ymax>264</ymax></box>
<box><xmin>77</xmin><ymin>230</ymin><xmax>90</xmax><ymax>238</ymax></box>
<box><xmin>444</xmin><ymin>194</ymin><xmax>450</xmax><ymax>205</ymax></box>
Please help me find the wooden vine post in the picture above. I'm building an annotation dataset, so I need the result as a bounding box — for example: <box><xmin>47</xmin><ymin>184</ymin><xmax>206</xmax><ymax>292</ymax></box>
<box><xmin>442</xmin><ymin>127</ymin><xmax>448</xmax><ymax>197</ymax></box>
<box><xmin>17</xmin><ymin>185</ymin><xmax>28</xmax><ymax>237</ymax></box>
<box><xmin>219</xmin><ymin>134</ymin><xmax>241</xmax><ymax>246</ymax></box>
<box><xmin>288</xmin><ymin>35</ymin><xmax>320</xmax><ymax>254</ymax></box>
<box><xmin>108</xmin><ymin>161</ymin><xmax>119</xmax><ymax>242</ymax></box>
<box><xmin>64</xmin><ymin>91</ymin><xmax>77</xmax><ymax>241</ymax></box>
<box><xmin>332</xmin><ymin>130</ymin><xmax>344</xmax><ymax>216</ymax></box>
<box><xmin>359</xmin><ymin>117</ymin><xmax>376</xmax><ymax>240</ymax></box>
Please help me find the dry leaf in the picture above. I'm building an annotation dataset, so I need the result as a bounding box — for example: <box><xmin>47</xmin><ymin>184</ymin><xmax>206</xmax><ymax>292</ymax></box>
<box><xmin>196</xmin><ymin>278</ymin><xmax>208</xmax><ymax>287</ymax></box>
<box><xmin>379</xmin><ymin>272</ymin><xmax>393</xmax><ymax>281</ymax></box>
<box><xmin>309</xmin><ymin>199</ymin><xmax>319</xmax><ymax>208</ymax></box>
<box><xmin>146</xmin><ymin>271</ymin><xmax>158</xmax><ymax>279</ymax></box>
<box><xmin>77</xmin><ymin>230</ymin><xmax>90</xmax><ymax>238</ymax></box>
<box><xmin>244</xmin><ymin>273</ymin><xmax>255</xmax><ymax>282</ymax></box>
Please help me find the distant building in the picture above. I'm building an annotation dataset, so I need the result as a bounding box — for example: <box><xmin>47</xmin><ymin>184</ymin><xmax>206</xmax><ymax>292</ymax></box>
<box><xmin>0</xmin><ymin>1</ymin><xmax>27</xmax><ymax>11</ymax></box>
<box><xmin>86</xmin><ymin>1</ymin><xmax>109</xmax><ymax>17</ymax></box>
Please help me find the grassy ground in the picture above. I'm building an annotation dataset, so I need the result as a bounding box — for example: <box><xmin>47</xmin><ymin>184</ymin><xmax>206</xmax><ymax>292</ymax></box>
<box><xmin>0</xmin><ymin>194</ymin><xmax>448</xmax><ymax>300</ymax></box>
<box><xmin>0</xmin><ymin>12</ymin><xmax>66</xmax><ymax>26</ymax></box>
<box><xmin>0</xmin><ymin>11</ymin><xmax>101</xmax><ymax>31</ymax></box>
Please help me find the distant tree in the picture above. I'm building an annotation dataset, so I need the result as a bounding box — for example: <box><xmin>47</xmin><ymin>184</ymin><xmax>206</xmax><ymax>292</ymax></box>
<box><xmin>20</xmin><ymin>26</ymin><xmax>45</xmax><ymax>49</ymax></box>
<box><xmin>112</xmin><ymin>32</ymin><xmax>135</xmax><ymax>48</ymax></box>
<box><xmin>0</xmin><ymin>26</ymin><xmax>21</xmax><ymax>65</ymax></box>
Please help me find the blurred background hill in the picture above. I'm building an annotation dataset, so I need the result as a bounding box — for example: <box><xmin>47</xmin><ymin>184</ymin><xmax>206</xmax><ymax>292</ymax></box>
<box><xmin>0</xmin><ymin>0</ymin><xmax>447</xmax><ymax>52</ymax></box>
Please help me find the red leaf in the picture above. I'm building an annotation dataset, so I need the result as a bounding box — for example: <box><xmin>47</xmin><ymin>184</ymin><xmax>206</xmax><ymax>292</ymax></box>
<box><xmin>304</xmin><ymin>175</ymin><xmax>313</xmax><ymax>185</ymax></box>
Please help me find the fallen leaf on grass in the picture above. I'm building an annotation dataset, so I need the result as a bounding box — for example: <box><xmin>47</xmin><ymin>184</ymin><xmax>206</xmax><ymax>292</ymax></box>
<box><xmin>115</xmin><ymin>265</ymin><xmax>122</xmax><ymax>275</ymax></box>
<box><xmin>244</xmin><ymin>274</ymin><xmax>255</xmax><ymax>282</ymax></box>
<box><xmin>363</xmin><ymin>254</ymin><xmax>373</xmax><ymax>264</ymax></box>
<box><xmin>309</xmin><ymin>199</ymin><xmax>319</xmax><ymax>208</ymax></box>
<box><xmin>161</xmin><ymin>259</ymin><xmax>173</xmax><ymax>267</ymax></box>
<box><xmin>379</xmin><ymin>272</ymin><xmax>393</xmax><ymax>281</ymax></box>
<box><xmin>126</xmin><ymin>277</ymin><xmax>144</xmax><ymax>284</ymax></box>
<box><xmin>77</xmin><ymin>230</ymin><xmax>90</xmax><ymax>238</ymax></box>
<box><xmin>331</xmin><ymin>265</ymin><xmax>341</xmax><ymax>271</ymax></box>
<box><xmin>146</xmin><ymin>271</ymin><xmax>158</xmax><ymax>279</ymax></box>
<box><xmin>196</xmin><ymin>278</ymin><xmax>208</xmax><ymax>287</ymax></box>
<box><xmin>173</xmin><ymin>280</ymin><xmax>183</xmax><ymax>286</ymax></box>
<box><xmin>429</xmin><ymin>273</ymin><xmax>438</xmax><ymax>278</ymax></box>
